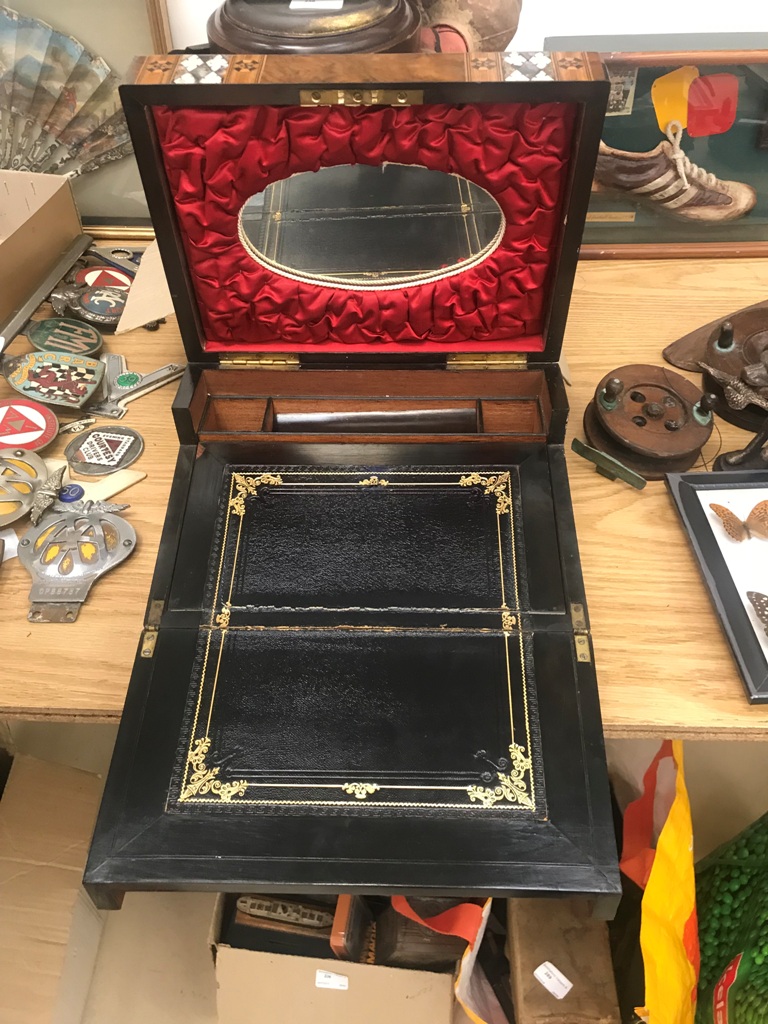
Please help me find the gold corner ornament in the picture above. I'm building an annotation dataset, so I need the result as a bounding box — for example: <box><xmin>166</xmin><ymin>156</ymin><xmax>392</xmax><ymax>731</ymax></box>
<box><xmin>467</xmin><ymin>744</ymin><xmax>534</xmax><ymax>810</ymax></box>
<box><xmin>229</xmin><ymin>472</ymin><xmax>283</xmax><ymax>517</ymax></box>
<box><xmin>459</xmin><ymin>471</ymin><xmax>511</xmax><ymax>515</ymax></box>
<box><xmin>180</xmin><ymin>737</ymin><xmax>248</xmax><ymax>802</ymax></box>
<box><xmin>358</xmin><ymin>476</ymin><xmax>389</xmax><ymax>487</ymax></box>
<box><xmin>341</xmin><ymin>782</ymin><xmax>381</xmax><ymax>800</ymax></box>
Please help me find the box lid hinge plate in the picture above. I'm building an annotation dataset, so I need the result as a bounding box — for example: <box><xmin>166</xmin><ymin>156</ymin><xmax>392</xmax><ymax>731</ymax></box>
<box><xmin>140</xmin><ymin>599</ymin><xmax>165</xmax><ymax>658</ymax></box>
<box><xmin>447</xmin><ymin>353</ymin><xmax>527</xmax><ymax>369</ymax></box>
<box><xmin>220</xmin><ymin>355</ymin><xmax>300</xmax><ymax>369</ymax></box>
<box><xmin>571</xmin><ymin>603</ymin><xmax>591</xmax><ymax>663</ymax></box>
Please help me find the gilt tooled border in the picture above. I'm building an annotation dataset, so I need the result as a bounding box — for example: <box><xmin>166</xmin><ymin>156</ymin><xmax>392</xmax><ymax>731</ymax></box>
<box><xmin>174</xmin><ymin>468</ymin><xmax>536</xmax><ymax>812</ymax></box>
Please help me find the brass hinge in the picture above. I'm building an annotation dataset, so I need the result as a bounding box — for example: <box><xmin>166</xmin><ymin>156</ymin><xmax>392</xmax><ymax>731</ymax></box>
<box><xmin>571</xmin><ymin>603</ymin><xmax>587</xmax><ymax>630</ymax></box>
<box><xmin>571</xmin><ymin>603</ymin><xmax>591</xmax><ymax>663</ymax></box>
<box><xmin>300</xmin><ymin>88</ymin><xmax>423</xmax><ymax>107</ymax></box>
<box><xmin>447</xmin><ymin>352</ymin><xmax>527</xmax><ymax>369</ymax></box>
<box><xmin>220</xmin><ymin>355</ymin><xmax>300</xmax><ymax>369</ymax></box>
<box><xmin>140</xmin><ymin>599</ymin><xmax>164</xmax><ymax>658</ymax></box>
<box><xmin>574</xmin><ymin>634</ymin><xmax>591</xmax><ymax>663</ymax></box>
<box><xmin>140</xmin><ymin>628</ymin><xmax>157</xmax><ymax>658</ymax></box>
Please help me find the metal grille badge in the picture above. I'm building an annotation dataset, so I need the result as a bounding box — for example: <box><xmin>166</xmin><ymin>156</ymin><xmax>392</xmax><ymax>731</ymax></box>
<box><xmin>18</xmin><ymin>502</ymin><xmax>137</xmax><ymax>622</ymax></box>
<box><xmin>0</xmin><ymin>449</ymin><xmax>48</xmax><ymax>527</ymax></box>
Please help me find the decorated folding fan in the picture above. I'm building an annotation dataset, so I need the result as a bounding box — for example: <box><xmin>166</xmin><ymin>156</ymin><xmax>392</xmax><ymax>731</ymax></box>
<box><xmin>0</xmin><ymin>5</ymin><xmax>131</xmax><ymax>176</ymax></box>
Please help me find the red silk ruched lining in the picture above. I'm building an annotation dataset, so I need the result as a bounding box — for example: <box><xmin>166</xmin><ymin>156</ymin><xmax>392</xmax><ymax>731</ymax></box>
<box><xmin>152</xmin><ymin>102</ymin><xmax>575</xmax><ymax>353</ymax></box>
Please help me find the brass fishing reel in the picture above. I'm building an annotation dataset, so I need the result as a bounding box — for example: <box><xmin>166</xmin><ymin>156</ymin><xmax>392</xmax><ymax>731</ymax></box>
<box><xmin>583</xmin><ymin>364</ymin><xmax>715</xmax><ymax>480</ymax></box>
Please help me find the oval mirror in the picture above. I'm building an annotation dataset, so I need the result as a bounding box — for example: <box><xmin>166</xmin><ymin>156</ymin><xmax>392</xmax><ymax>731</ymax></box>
<box><xmin>239</xmin><ymin>164</ymin><xmax>504</xmax><ymax>289</ymax></box>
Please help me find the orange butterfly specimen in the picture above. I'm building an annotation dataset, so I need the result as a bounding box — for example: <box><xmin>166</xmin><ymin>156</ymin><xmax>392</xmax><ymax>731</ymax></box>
<box><xmin>709</xmin><ymin>501</ymin><xmax>768</xmax><ymax>542</ymax></box>
<box><xmin>747</xmin><ymin>592</ymin><xmax>768</xmax><ymax>637</ymax></box>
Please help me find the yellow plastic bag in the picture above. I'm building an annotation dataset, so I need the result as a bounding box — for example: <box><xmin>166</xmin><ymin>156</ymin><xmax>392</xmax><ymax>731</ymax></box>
<box><xmin>621</xmin><ymin>740</ymin><xmax>699</xmax><ymax>1024</ymax></box>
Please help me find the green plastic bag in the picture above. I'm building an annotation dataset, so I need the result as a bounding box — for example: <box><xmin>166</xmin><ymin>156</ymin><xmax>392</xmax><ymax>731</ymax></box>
<box><xmin>696</xmin><ymin>812</ymin><xmax>768</xmax><ymax>1024</ymax></box>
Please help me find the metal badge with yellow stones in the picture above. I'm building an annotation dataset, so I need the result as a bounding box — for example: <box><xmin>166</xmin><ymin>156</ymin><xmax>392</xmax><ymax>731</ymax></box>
<box><xmin>0</xmin><ymin>448</ymin><xmax>48</xmax><ymax>527</ymax></box>
<box><xmin>18</xmin><ymin>501</ymin><xmax>136</xmax><ymax>623</ymax></box>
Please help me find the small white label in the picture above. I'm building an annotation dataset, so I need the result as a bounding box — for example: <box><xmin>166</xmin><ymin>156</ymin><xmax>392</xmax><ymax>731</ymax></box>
<box><xmin>290</xmin><ymin>0</ymin><xmax>344</xmax><ymax>8</ymax></box>
<box><xmin>533</xmin><ymin>961</ymin><xmax>573</xmax><ymax>1000</ymax></box>
<box><xmin>315</xmin><ymin>969</ymin><xmax>349</xmax><ymax>991</ymax></box>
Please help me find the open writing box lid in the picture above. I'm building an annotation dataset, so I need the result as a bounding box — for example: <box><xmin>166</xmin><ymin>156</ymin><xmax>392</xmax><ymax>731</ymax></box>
<box><xmin>121</xmin><ymin>52</ymin><xmax>607</xmax><ymax>365</ymax></box>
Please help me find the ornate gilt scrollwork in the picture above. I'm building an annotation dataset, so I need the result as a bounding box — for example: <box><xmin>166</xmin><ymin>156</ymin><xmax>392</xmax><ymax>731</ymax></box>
<box><xmin>358</xmin><ymin>476</ymin><xmax>389</xmax><ymax>487</ymax></box>
<box><xmin>341</xmin><ymin>782</ymin><xmax>381</xmax><ymax>800</ymax></box>
<box><xmin>501</xmin><ymin>611</ymin><xmax>516</xmax><ymax>631</ymax></box>
<box><xmin>215</xmin><ymin>601</ymin><xmax>232</xmax><ymax>628</ymax></box>
<box><xmin>180</xmin><ymin>737</ymin><xmax>248</xmax><ymax>802</ymax></box>
<box><xmin>467</xmin><ymin>743</ymin><xmax>533</xmax><ymax>809</ymax></box>
<box><xmin>229</xmin><ymin>473</ymin><xmax>283</xmax><ymax>517</ymax></box>
<box><xmin>459</xmin><ymin>471</ymin><xmax>512</xmax><ymax>515</ymax></box>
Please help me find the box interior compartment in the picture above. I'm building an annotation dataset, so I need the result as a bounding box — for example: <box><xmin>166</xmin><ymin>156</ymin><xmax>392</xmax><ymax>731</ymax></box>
<box><xmin>187</xmin><ymin>367</ymin><xmax>556</xmax><ymax>443</ymax></box>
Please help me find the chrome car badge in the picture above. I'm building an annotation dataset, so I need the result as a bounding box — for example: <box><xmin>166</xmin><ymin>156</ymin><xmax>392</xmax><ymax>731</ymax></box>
<box><xmin>0</xmin><ymin>448</ymin><xmax>48</xmax><ymax>527</ymax></box>
<box><xmin>18</xmin><ymin>501</ymin><xmax>137</xmax><ymax>623</ymax></box>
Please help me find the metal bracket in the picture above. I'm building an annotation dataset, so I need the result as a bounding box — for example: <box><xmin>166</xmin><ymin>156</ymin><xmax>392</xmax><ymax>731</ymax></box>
<box><xmin>28</xmin><ymin>602</ymin><xmax>81</xmax><ymax>624</ymax></box>
<box><xmin>88</xmin><ymin>353</ymin><xmax>184</xmax><ymax>419</ymax></box>
<box><xmin>571</xmin><ymin>437</ymin><xmax>647</xmax><ymax>489</ymax></box>
<box><xmin>300</xmin><ymin>88</ymin><xmax>423</xmax><ymax>107</ymax></box>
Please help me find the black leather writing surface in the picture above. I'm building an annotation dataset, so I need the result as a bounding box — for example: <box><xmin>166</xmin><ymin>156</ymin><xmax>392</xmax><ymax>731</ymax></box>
<box><xmin>174</xmin><ymin>464</ymin><xmax>542</xmax><ymax>816</ymax></box>
<box><xmin>170</xmin><ymin>627</ymin><xmax>543</xmax><ymax>816</ymax></box>
<box><xmin>204</xmin><ymin>467</ymin><xmax>519</xmax><ymax>616</ymax></box>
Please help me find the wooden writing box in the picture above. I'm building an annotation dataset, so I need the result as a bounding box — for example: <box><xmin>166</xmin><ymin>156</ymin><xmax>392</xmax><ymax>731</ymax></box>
<box><xmin>84</xmin><ymin>51</ymin><xmax>620</xmax><ymax>909</ymax></box>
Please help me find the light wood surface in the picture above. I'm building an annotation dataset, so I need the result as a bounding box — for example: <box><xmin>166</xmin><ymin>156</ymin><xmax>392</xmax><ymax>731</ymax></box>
<box><xmin>1</xmin><ymin>258</ymin><xmax>767</xmax><ymax>738</ymax></box>
<box><xmin>566</xmin><ymin>258</ymin><xmax>768</xmax><ymax>739</ymax></box>
<box><xmin>0</xmin><ymin>302</ymin><xmax>181</xmax><ymax>720</ymax></box>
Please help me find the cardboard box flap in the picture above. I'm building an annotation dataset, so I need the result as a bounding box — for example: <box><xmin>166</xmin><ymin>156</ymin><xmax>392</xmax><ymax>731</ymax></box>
<box><xmin>121</xmin><ymin>52</ymin><xmax>607</xmax><ymax>364</ymax></box>
<box><xmin>0</xmin><ymin>755</ymin><xmax>104</xmax><ymax>1024</ymax></box>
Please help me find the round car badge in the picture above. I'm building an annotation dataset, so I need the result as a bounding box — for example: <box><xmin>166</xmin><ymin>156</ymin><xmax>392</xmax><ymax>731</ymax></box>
<box><xmin>26</xmin><ymin>318</ymin><xmax>103</xmax><ymax>357</ymax></box>
<box><xmin>74</xmin><ymin>265</ymin><xmax>133</xmax><ymax>290</ymax></box>
<box><xmin>0</xmin><ymin>398</ymin><xmax>59</xmax><ymax>452</ymax></box>
<box><xmin>0</xmin><ymin>448</ymin><xmax>48</xmax><ymax>527</ymax></box>
<box><xmin>65</xmin><ymin>426</ymin><xmax>144</xmax><ymax>476</ymax></box>
<box><xmin>68</xmin><ymin>286</ymin><xmax>127</xmax><ymax>328</ymax></box>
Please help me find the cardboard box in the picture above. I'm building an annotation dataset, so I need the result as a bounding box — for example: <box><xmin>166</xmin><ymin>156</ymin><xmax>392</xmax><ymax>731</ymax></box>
<box><xmin>506</xmin><ymin>899</ymin><xmax>621</xmax><ymax>1024</ymax></box>
<box><xmin>210</xmin><ymin>895</ymin><xmax>456</xmax><ymax>1024</ymax></box>
<box><xmin>0</xmin><ymin>755</ymin><xmax>105</xmax><ymax>1024</ymax></box>
<box><xmin>0</xmin><ymin>169</ymin><xmax>82</xmax><ymax>335</ymax></box>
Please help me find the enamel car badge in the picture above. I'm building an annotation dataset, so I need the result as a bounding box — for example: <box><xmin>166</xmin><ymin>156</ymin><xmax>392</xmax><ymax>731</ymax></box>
<box><xmin>52</xmin><ymin>285</ymin><xmax>127</xmax><ymax>329</ymax></box>
<box><xmin>73</xmin><ymin>266</ymin><xmax>133</xmax><ymax>290</ymax></box>
<box><xmin>65</xmin><ymin>426</ymin><xmax>144</xmax><ymax>476</ymax></box>
<box><xmin>18</xmin><ymin>501</ymin><xmax>136</xmax><ymax>623</ymax></box>
<box><xmin>26</xmin><ymin>318</ymin><xmax>103</xmax><ymax>357</ymax></box>
<box><xmin>3</xmin><ymin>352</ymin><xmax>105</xmax><ymax>409</ymax></box>
<box><xmin>0</xmin><ymin>399</ymin><xmax>59</xmax><ymax>452</ymax></box>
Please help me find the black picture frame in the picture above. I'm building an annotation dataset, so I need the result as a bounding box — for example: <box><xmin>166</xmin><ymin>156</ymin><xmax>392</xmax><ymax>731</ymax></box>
<box><xmin>667</xmin><ymin>470</ymin><xmax>768</xmax><ymax>703</ymax></box>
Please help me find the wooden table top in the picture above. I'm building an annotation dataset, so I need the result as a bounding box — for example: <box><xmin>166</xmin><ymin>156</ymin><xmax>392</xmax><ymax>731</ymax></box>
<box><xmin>1</xmin><ymin>257</ymin><xmax>767</xmax><ymax>738</ymax></box>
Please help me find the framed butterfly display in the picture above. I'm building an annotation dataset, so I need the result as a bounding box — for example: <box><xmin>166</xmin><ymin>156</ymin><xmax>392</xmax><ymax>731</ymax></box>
<box><xmin>667</xmin><ymin>470</ymin><xmax>768</xmax><ymax>702</ymax></box>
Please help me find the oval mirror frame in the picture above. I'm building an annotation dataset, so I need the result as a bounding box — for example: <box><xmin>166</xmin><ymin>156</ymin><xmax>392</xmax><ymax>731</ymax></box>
<box><xmin>238</xmin><ymin>163</ymin><xmax>506</xmax><ymax>291</ymax></box>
